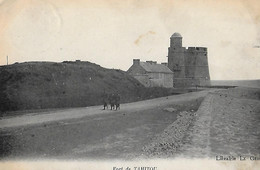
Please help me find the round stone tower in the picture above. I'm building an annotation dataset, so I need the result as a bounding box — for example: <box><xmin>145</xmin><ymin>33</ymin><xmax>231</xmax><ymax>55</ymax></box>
<box><xmin>170</xmin><ymin>32</ymin><xmax>182</xmax><ymax>48</ymax></box>
<box><xmin>168</xmin><ymin>32</ymin><xmax>186</xmax><ymax>78</ymax></box>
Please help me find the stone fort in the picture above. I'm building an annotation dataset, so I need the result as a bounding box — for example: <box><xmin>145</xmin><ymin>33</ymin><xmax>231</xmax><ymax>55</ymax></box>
<box><xmin>167</xmin><ymin>32</ymin><xmax>210</xmax><ymax>87</ymax></box>
<box><xmin>127</xmin><ymin>32</ymin><xmax>210</xmax><ymax>88</ymax></box>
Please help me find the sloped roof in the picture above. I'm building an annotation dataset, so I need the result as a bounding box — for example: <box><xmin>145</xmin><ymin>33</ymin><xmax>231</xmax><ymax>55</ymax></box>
<box><xmin>139</xmin><ymin>62</ymin><xmax>173</xmax><ymax>73</ymax></box>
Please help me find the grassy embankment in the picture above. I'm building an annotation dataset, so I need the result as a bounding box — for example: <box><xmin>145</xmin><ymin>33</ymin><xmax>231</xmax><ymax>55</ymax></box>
<box><xmin>0</xmin><ymin>61</ymin><xmax>175</xmax><ymax>116</ymax></box>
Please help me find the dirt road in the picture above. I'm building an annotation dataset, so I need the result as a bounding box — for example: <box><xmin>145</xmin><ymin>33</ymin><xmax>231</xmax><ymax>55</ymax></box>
<box><xmin>0</xmin><ymin>89</ymin><xmax>216</xmax><ymax>159</ymax></box>
<box><xmin>0</xmin><ymin>89</ymin><xmax>216</xmax><ymax>129</ymax></box>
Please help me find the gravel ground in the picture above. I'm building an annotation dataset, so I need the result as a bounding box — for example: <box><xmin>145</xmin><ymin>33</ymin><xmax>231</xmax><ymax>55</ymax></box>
<box><xmin>142</xmin><ymin>87</ymin><xmax>260</xmax><ymax>159</ymax></box>
<box><xmin>142</xmin><ymin>110</ymin><xmax>197</xmax><ymax>158</ymax></box>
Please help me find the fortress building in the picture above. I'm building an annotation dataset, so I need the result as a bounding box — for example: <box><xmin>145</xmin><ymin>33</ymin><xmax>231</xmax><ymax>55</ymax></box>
<box><xmin>127</xmin><ymin>33</ymin><xmax>210</xmax><ymax>88</ymax></box>
<box><xmin>168</xmin><ymin>32</ymin><xmax>210</xmax><ymax>87</ymax></box>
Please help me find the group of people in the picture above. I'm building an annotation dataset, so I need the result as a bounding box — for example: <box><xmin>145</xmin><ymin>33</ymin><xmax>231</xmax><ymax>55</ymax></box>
<box><xmin>102</xmin><ymin>93</ymin><xmax>121</xmax><ymax>110</ymax></box>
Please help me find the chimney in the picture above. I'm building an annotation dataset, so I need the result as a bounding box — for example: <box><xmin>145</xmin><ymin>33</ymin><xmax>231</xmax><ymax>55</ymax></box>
<box><xmin>146</xmin><ymin>61</ymin><xmax>157</xmax><ymax>65</ymax></box>
<box><xmin>146</xmin><ymin>61</ymin><xmax>153</xmax><ymax>64</ymax></box>
<box><xmin>161</xmin><ymin>62</ymin><xmax>168</xmax><ymax>66</ymax></box>
<box><xmin>133</xmin><ymin>59</ymin><xmax>140</xmax><ymax>65</ymax></box>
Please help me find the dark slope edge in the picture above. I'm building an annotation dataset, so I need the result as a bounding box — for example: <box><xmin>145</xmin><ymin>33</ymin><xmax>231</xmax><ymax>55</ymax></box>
<box><xmin>0</xmin><ymin>61</ymin><xmax>173</xmax><ymax>114</ymax></box>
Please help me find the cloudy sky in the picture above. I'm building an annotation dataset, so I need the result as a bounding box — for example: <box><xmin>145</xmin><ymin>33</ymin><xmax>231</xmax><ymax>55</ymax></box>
<box><xmin>0</xmin><ymin>0</ymin><xmax>260</xmax><ymax>80</ymax></box>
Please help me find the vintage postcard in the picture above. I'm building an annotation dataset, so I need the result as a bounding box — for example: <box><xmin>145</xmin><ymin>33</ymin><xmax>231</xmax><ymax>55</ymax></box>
<box><xmin>0</xmin><ymin>0</ymin><xmax>259</xmax><ymax>169</ymax></box>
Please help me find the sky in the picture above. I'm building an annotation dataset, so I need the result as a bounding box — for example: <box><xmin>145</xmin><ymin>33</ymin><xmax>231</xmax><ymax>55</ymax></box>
<box><xmin>0</xmin><ymin>0</ymin><xmax>260</xmax><ymax>80</ymax></box>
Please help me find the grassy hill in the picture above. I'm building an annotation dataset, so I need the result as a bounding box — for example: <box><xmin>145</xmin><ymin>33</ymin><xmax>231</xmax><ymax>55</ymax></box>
<box><xmin>0</xmin><ymin>61</ymin><xmax>173</xmax><ymax>114</ymax></box>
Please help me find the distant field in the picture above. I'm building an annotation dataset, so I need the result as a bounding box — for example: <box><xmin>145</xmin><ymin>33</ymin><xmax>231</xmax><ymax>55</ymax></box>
<box><xmin>211</xmin><ymin>80</ymin><xmax>260</xmax><ymax>88</ymax></box>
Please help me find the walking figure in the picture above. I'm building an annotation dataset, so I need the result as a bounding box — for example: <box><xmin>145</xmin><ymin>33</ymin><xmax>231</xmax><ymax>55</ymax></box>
<box><xmin>109</xmin><ymin>93</ymin><xmax>116</xmax><ymax>110</ymax></box>
<box><xmin>115</xmin><ymin>93</ymin><xmax>121</xmax><ymax>110</ymax></box>
<box><xmin>102</xmin><ymin>92</ymin><xmax>109</xmax><ymax>110</ymax></box>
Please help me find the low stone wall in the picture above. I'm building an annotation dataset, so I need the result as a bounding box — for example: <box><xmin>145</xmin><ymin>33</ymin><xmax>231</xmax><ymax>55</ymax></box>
<box><xmin>173</xmin><ymin>78</ymin><xmax>210</xmax><ymax>88</ymax></box>
<box><xmin>141</xmin><ymin>92</ymin><xmax>215</xmax><ymax>158</ymax></box>
<box><xmin>142</xmin><ymin>110</ymin><xmax>198</xmax><ymax>158</ymax></box>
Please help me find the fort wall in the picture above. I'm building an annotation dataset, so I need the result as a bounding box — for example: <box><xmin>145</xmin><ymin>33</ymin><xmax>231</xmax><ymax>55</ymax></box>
<box><xmin>184</xmin><ymin>47</ymin><xmax>210</xmax><ymax>79</ymax></box>
<box><xmin>167</xmin><ymin>47</ymin><xmax>186</xmax><ymax>78</ymax></box>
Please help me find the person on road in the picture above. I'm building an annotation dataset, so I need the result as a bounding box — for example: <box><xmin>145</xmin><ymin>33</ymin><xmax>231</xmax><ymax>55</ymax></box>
<box><xmin>102</xmin><ymin>92</ymin><xmax>109</xmax><ymax>110</ymax></box>
<box><xmin>115</xmin><ymin>93</ymin><xmax>121</xmax><ymax>110</ymax></box>
<box><xmin>109</xmin><ymin>93</ymin><xmax>115</xmax><ymax>110</ymax></box>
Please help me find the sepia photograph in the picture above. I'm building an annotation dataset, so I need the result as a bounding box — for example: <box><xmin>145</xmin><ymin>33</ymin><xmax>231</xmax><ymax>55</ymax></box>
<box><xmin>0</xmin><ymin>0</ymin><xmax>260</xmax><ymax>169</ymax></box>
